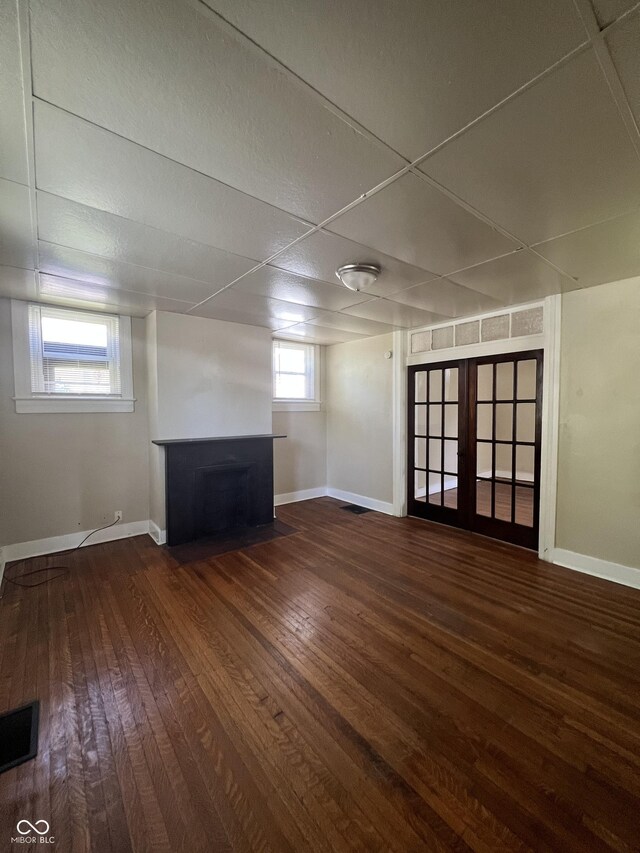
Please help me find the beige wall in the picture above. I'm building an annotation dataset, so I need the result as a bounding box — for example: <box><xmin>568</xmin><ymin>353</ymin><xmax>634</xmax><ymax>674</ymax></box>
<box><xmin>0</xmin><ymin>298</ymin><xmax>150</xmax><ymax>546</ymax></box>
<box><xmin>273</xmin><ymin>410</ymin><xmax>326</xmax><ymax>497</ymax></box>
<box><xmin>326</xmin><ymin>333</ymin><xmax>393</xmax><ymax>504</ymax></box>
<box><xmin>556</xmin><ymin>277</ymin><xmax>640</xmax><ymax>569</ymax></box>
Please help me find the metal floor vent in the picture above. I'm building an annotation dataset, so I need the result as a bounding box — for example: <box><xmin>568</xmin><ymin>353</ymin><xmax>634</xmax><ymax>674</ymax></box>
<box><xmin>0</xmin><ymin>700</ymin><xmax>39</xmax><ymax>775</ymax></box>
<box><xmin>341</xmin><ymin>504</ymin><xmax>372</xmax><ymax>515</ymax></box>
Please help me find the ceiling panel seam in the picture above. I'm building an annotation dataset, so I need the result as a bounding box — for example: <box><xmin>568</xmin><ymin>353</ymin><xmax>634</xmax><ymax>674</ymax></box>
<box><xmin>29</xmin><ymin>40</ymin><xmax>594</xmax><ymax>308</ymax></box>
<box><xmin>35</xmin><ymin>239</ymin><xmax>256</xmax><ymax>290</ymax></box>
<box><xmin>39</xmin><ymin>270</ymin><xmax>200</xmax><ymax>307</ymax></box>
<box><xmin>598</xmin><ymin>1</ymin><xmax>640</xmax><ymax>33</ymax></box>
<box><xmin>31</xmin><ymin>96</ymin><xmax>316</xmax><ymax>228</ymax></box>
<box><xmin>406</xmin><ymin>168</ymin><xmax>578</xmax><ymax>284</ymax></box>
<box><xmin>573</xmin><ymin>0</ymin><xmax>640</xmax><ymax>159</ymax></box>
<box><xmin>20</xmin><ymin>0</ymin><xmax>634</xmax><ymax>323</ymax></box>
<box><xmin>410</xmin><ymin>43</ymin><xmax>590</xmax><ymax>169</ymax></box>
<box><xmin>530</xmin><ymin>203</ymin><xmax>640</xmax><ymax>246</ymax></box>
<box><xmin>185</xmin><ymin>166</ymin><xmax>414</xmax><ymax>312</ymax></box>
<box><xmin>191</xmin><ymin>0</ymin><xmax>591</xmax><ymax>175</ymax></box>
<box><xmin>189</xmin><ymin>0</ymin><xmax>412</xmax><ymax>164</ymax></box>
<box><xmin>35</xmin><ymin>190</ymin><xmax>271</xmax><ymax>265</ymax></box>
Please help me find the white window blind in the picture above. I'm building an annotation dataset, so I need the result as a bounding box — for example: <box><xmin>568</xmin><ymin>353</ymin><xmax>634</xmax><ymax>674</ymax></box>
<box><xmin>28</xmin><ymin>304</ymin><xmax>122</xmax><ymax>397</ymax></box>
<box><xmin>273</xmin><ymin>340</ymin><xmax>316</xmax><ymax>400</ymax></box>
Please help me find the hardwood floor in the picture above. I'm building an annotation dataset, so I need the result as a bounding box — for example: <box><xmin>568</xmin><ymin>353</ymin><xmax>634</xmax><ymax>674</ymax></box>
<box><xmin>1</xmin><ymin>497</ymin><xmax>639</xmax><ymax>852</ymax></box>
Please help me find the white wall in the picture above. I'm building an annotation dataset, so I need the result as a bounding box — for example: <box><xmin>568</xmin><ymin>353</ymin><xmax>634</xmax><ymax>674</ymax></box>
<box><xmin>150</xmin><ymin>311</ymin><xmax>272</xmax><ymax>440</ymax></box>
<box><xmin>0</xmin><ymin>298</ymin><xmax>150</xmax><ymax>547</ymax></box>
<box><xmin>326</xmin><ymin>333</ymin><xmax>394</xmax><ymax>506</ymax></box>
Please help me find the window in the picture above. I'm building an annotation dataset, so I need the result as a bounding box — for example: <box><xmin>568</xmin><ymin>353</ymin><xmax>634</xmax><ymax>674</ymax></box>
<box><xmin>11</xmin><ymin>301</ymin><xmax>135</xmax><ymax>413</ymax></box>
<box><xmin>272</xmin><ymin>340</ymin><xmax>320</xmax><ymax>411</ymax></box>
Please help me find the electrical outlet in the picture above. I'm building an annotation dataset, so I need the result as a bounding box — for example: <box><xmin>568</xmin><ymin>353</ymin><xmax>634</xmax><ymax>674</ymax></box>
<box><xmin>114</xmin><ymin>510</ymin><xmax>123</xmax><ymax>522</ymax></box>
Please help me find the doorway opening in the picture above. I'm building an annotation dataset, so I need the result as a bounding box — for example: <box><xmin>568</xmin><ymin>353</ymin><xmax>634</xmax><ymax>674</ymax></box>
<box><xmin>408</xmin><ymin>350</ymin><xmax>543</xmax><ymax>550</ymax></box>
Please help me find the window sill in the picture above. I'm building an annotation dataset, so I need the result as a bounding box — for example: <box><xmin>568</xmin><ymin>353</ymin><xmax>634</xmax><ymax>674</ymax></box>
<box><xmin>272</xmin><ymin>400</ymin><xmax>321</xmax><ymax>413</ymax></box>
<box><xmin>13</xmin><ymin>396</ymin><xmax>136</xmax><ymax>414</ymax></box>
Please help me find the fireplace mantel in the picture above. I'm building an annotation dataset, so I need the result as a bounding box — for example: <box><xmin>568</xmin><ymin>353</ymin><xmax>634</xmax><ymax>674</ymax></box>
<box><xmin>154</xmin><ymin>434</ymin><xmax>286</xmax><ymax>546</ymax></box>
<box><xmin>152</xmin><ymin>434</ymin><xmax>286</xmax><ymax>446</ymax></box>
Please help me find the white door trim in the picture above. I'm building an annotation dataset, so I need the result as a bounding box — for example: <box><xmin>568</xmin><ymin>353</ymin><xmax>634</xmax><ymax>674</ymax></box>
<box><xmin>538</xmin><ymin>295</ymin><xmax>561</xmax><ymax>560</ymax></box>
<box><xmin>392</xmin><ymin>330</ymin><xmax>408</xmax><ymax>517</ymax></box>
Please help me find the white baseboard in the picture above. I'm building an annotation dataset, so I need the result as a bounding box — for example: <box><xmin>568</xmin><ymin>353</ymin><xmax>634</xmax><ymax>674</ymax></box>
<box><xmin>148</xmin><ymin>521</ymin><xmax>167</xmax><ymax>545</ymax></box>
<box><xmin>551</xmin><ymin>548</ymin><xmax>640</xmax><ymax>591</ymax></box>
<box><xmin>3</xmin><ymin>520</ymin><xmax>152</xmax><ymax>563</ymax></box>
<box><xmin>274</xmin><ymin>487</ymin><xmax>328</xmax><ymax>506</ymax></box>
<box><xmin>275</xmin><ymin>485</ymin><xmax>394</xmax><ymax>516</ymax></box>
<box><xmin>326</xmin><ymin>487</ymin><xmax>394</xmax><ymax>516</ymax></box>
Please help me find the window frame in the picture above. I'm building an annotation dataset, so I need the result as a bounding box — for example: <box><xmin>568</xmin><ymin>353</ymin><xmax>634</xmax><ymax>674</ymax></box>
<box><xmin>11</xmin><ymin>300</ymin><xmax>135</xmax><ymax>413</ymax></box>
<box><xmin>272</xmin><ymin>339</ymin><xmax>321</xmax><ymax>412</ymax></box>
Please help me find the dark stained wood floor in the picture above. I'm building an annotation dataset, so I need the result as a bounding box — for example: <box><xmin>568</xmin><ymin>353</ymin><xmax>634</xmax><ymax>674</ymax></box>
<box><xmin>1</xmin><ymin>497</ymin><xmax>640</xmax><ymax>852</ymax></box>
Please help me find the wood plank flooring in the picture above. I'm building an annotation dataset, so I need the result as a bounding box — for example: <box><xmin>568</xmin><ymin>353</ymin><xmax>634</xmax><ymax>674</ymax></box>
<box><xmin>1</xmin><ymin>497</ymin><xmax>639</xmax><ymax>852</ymax></box>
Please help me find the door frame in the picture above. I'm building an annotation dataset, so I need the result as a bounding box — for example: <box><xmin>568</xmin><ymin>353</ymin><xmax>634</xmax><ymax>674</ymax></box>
<box><xmin>392</xmin><ymin>295</ymin><xmax>562</xmax><ymax>561</ymax></box>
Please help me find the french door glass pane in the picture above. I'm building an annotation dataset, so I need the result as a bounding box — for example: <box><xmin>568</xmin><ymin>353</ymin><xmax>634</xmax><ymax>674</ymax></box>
<box><xmin>443</xmin><ymin>475</ymin><xmax>458</xmax><ymax>509</ymax></box>
<box><xmin>429</xmin><ymin>405</ymin><xmax>442</xmax><ymax>437</ymax></box>
<box><xmin>495</xmin><ymin>443</ymin><xmax>513</xmax><ymax>478</ymax></box>
<box><xmin>444</xmin><ymin>440</ymin><xmax>458</xmax><ymax>474</ymax></box>
<box><xmin>477</xmin><ymin>443</ymin><xmax>492</xmax><ymax>477</ymax></box>
<box><xmin>429</xmin><ymin>370</ymin><xmax>442</xmax><ymax>402</ymax></box>
<box><xmin>444</xmin><ymin>404</ymin><xmax>458</xmax><ymax>437</ymax></box>
<box><xmin>428</xmin><ymin>473</ymin><xmax>442</xmax><ymax>505</ymax></box>
<box><xmin>415</xmin><ymin>372</ymin><xmax>427</xmax><ymax>403</ymax></box>
<box><xmin>477</xmin><ymin>404</ymin><xmax>492</xmax><ymax>440</ymax></box>
<box><xmin>495</xmin><ymin>403</ymin><xmax>513</xmax><ymax>441</ymax></box>
<box><xmin>516</xmin><ymin>444</ymin><xmax>535</xmax><ymax>480</ymax></box>
<box><xmin>476</xmin><ymin>480</ymin><xmax>492</xmax><ymax>517</ymax></box>
<box><xmin>444</xmin><ymin>368</ymin><xmax>458</xmax><ymax>401</ymax></box>
<box><xmin>515</xmin><ymin>485</ymin><xmax>534</xmax><ymax>527</ymax></box>
<box><xmin>429</xmin><ymin>439</ymin><xmax>442</xmax><ymax>470</ymax></box>
<box><xmin>516</xmin><ymin>403</ymin><xmax>535</xmax><ymax>442</ymax></box>
<box><xmin>415</xmin><ymin>438</ymin><xmax>427</xmax><ymax>469</ymax></box>
<box><xmin>494</xmin><ymin>482</ymin><xmax>513</xmax><ymax>521</ymax></box>
<box><xmin>517</xmin><ymin>360</ymin><xmax>537</xmax><ymax>399</ymax></box>
<box><xmin>415</xmin><ymin>405</ymin><xmax>427</xmax><ymax>436</ymax></box>
<box><xmin>414</xmin><ymin>470</ymin><xmax>427</xmax><ymax>502</ymax></box>
<box><xmin>477</xmin><ymin>364</ymin><xmax>493</xmax><ymax>400</ymax></box>
<box><xmin>496</xmin><ymin>361</ymin><xmax>514</xmax><ymax>400</ymax></box>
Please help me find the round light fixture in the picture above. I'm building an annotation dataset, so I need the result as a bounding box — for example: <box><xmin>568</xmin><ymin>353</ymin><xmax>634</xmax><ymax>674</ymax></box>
<box><xmin>336</xmin><ymin>263</ymin><xmax>381</xmax><ymax>292</ymax></box>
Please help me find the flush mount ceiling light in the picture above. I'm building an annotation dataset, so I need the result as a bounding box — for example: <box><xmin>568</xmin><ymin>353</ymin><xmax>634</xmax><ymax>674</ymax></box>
<box><xmin>335</xmin><ymin>263</ymin><xmax>381</xmax><ymax>292</ymax></box>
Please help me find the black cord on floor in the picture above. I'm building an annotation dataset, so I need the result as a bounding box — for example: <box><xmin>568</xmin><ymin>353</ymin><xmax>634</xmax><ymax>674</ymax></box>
<box><xmin>2</xmin><ymin>517</ymin><xmax>121</xmax><ymax>590</ymax></box>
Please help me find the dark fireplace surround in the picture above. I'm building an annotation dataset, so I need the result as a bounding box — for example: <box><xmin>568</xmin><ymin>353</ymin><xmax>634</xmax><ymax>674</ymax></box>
<box><xmin>153</xmin><ymin>435</ymin><xmax>285</xmax><ymax>547</ymax></box>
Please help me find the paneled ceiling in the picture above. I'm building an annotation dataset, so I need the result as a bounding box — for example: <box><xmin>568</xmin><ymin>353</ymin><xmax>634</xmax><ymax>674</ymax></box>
<box><xmin>1</xmin><ymin>0</ymin><xmax>639</xmax><ymax>344</ymax></box>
